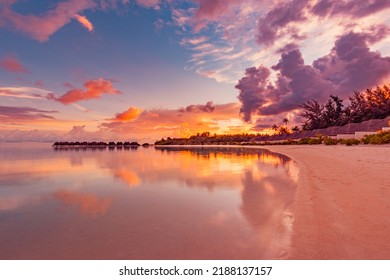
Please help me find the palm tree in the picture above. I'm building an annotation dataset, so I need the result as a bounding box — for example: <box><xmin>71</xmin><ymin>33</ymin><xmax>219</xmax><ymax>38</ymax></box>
<box><xmin>291</xmin><ymin>126</ymin><xmax>300</xmax><ymax>132</ymax></box>
<box><xmin>282</xmin><ymin>118</ymin><xmax>289</xmax><ymax>129</ymax></box>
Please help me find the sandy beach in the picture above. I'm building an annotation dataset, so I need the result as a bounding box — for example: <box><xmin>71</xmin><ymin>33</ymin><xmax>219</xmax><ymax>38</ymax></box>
<box><xmin>266</xmin><ymin>145</ymin><xmax>390</xmax><ymax>259</ymax></box>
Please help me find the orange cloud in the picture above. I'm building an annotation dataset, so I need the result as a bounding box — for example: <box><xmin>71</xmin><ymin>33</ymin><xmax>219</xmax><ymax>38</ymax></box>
<box><xmin>100</xmin><ymin>102</ymin><xmax>253</xmax><ymax>141</ymax></box>
<box><xmin>53</xmin><ymin>78</ymin><xmax>122</xmax><ymax>104</ymax></box>
<box><xmin>74</xmin><ymin>14</ymin><xmax>94</xmax><ymax>32</ymax></box>
<box><xmin>0</xmin><ymin>55</ymin><xmax>30</xmax><ymax>73</ymax></box>
<box><xmin>114</xmin><ymin>107</ymin><xmax>142</xmax><ymax>121</ymax></box>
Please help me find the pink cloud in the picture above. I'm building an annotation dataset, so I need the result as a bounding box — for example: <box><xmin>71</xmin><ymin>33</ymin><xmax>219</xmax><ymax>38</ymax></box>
<box><xmin>0</xmin><ymin>105</ymin><xmax>57</xmax><ymax>122</ymax></box>
<box><xmin>192</xmin><ymin>0</ymin><xmax>240</xmax><ymax>31</ymax></box>
<box><xmin>236</xmin><ymin>28</ymin><xmax>390</xmax><ymax>123</ymax></box>
<box><xmin>0</xmin><ymin>0</ymin><xmax>95</xmax><ymax>42</ymax></box>
<box><xmin>255</xmin><ymin>0</ymin><xmax>390</xmax><ymax>47</ymax></box>
<box><xmin>0</xmin><ymin>55</ymin><xmax>29</xmax><ymax>73</ymax></box>
<box><xmin>256</xmin><ymin>0</ymin><xmax>308</xmax><ymax>46</ymax></box>
<box><xmin>0</xmin><ymin>86</ymin><xmax>51</xmax><ymax>99</ymax></box>
<box><xmin>311</xmin><ymin>0</ymin><xmax>390</xmax><ymax>18</ymax></box>
<box><xmin>194</xmin><ymin>0</ymin><xmax>233</xmax><ymax>19</ymax></box>
<box><xmin>74</xmin><ymin>14</ymin><xmax>94</xmax><ymax>32</ymax></box>
<box><xmin>52</xmin><ymin>78</ymin><xmax>122</xmax><ymax>104</ymax></box>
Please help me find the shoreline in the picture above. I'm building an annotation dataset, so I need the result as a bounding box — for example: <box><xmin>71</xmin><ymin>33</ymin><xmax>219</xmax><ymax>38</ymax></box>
<box><xmin>265</xmin><ymin>145</ymin><xmax>390</xmax><ymax>259</ymax></box>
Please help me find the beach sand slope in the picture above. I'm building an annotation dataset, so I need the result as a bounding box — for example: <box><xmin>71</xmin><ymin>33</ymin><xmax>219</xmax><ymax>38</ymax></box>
<box><xmin>268</xmin><ymin>145</ymin><xmax>390</xmax><ymax>259</ymax></box>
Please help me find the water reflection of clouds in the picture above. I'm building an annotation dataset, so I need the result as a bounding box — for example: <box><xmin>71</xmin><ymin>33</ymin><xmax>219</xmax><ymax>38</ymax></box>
<box><xmin>113</xmin><ymin>169</ymin><xmax>141</xmax><ymax>188</ymax></box>
<box><xmin>152</xmin><ymin>147</ymin><xmax>297</xmax><ymax>259</ymax></box>
<box><xmin>97</xmin><ymin>147</ymin><xmax>294</xmax><ymax>191</ymax></box>
<box><xmin>0</xmin><ymin>144</ymin><xmax>298</xmax><ymax>259</ymax></box>
<box><xmin>240</xmin><ymin>170</ymin><xmax>296</xmax><ymax>259</ymax></box>
<box><xmin>53</xmin><ymin>190</ymin><xmax>112</xmax><ymax>216</ymax></box>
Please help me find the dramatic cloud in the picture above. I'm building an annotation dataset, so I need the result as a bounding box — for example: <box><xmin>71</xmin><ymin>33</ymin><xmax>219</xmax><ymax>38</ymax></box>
<box><xmin>256</xmin><ymin>0</ymin><xmax>308</xmax><ymax>46</ymax></box>
<box><xmin>74</xmin><ymin>14</ymin><xmax>94</xmax><ymax>32</ymax></box>
<box><xmin>114</xmin><ymin>107</ymin><xmax>142</xmax><ymax>121</ymax></box>
<box><xmin>235</xmin><ymin>66</ymin><xmax>272</xmax><ymax>122</ymax></box>
<box><xmin>0</xmin><ymin>55</ymin><xmax>29</xmax><ymax>73</ymax></box>
<box><xmin>52</xmin><ymin>78</ymin><xmax>121</xmax><ymax>104</ymax></box>
<box><xmin>236</xmin><ymin>29</ymin><xmax>390</xmax><ymax>122</ymax></box>
<box><xmin>0</xmin><ymin>106</ymin><xmax>57</xmax><ymax>121</ymax></box>
<box><xmin>170</xmin><ymin>0</ymin><xmax>390</xmax><ymax>84</ymax></box>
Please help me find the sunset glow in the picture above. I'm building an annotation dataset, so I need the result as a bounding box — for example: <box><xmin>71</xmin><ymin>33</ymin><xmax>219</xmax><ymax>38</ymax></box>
<box><xmin>1</xmin><ymin>0</ymin><xmax>389</xmax><ymax>142</ymax></box>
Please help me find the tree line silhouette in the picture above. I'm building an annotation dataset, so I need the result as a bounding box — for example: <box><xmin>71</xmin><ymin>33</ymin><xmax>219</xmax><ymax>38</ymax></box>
<box><xmin>299</xmin><ymin>84</ymin><xmax>390</xmax><ymax>131</ymax></box>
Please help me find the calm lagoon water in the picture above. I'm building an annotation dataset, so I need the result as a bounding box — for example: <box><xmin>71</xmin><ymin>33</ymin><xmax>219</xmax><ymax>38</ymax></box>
<box><xmin>0</xmin><ymin>143</ymin><xmax>298</xmax><ymax>259</ymax></box>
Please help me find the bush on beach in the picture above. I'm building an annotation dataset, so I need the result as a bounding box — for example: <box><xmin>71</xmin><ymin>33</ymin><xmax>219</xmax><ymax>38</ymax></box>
<box><xmin>323</xmin><ymin>137</ymin><xmax>338</xmax><ymax>145</ymax></box>
<box><xmin>308</xmin><ymin>138</ymin><xmax>322</xmax><ymax>145</ymax></box>
<box><xmin>361</xmin><ymin>131</ymin><xmax>390</xmax><ymax>144</ymax></box>
<box><xmin>339</xmin><ymin>138</ymin><xmax>361</xmax><ymax>146</ymax></box>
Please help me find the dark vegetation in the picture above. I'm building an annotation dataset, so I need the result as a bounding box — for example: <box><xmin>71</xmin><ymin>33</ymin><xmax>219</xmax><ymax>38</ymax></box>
<box><xmin>155</xmin><ymin>132</ymin><xmax>264</xmax><ymax>146</ymax></box>
<box><xmin>299</xmin><ymin>85</ymin><xmax>390</xmax><ymax>130</ymax></box>
<box><xmin>361</xmin><ymin>131</ymin><xmax>390</xmax><ymax>145</ymax></box>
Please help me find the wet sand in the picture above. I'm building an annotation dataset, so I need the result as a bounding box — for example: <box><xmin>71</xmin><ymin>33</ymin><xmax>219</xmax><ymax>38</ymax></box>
<box><xmin>266</xmin><ymin>145</ymin><xmax>390</xmax><ymax>259</ymax></box>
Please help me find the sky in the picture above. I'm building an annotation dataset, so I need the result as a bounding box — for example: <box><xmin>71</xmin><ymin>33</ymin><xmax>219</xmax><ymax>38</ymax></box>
<box><xmin>1</xmin><ymin>0</ymin><xmax>390</xmax><ymax>142</ymax></box>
